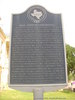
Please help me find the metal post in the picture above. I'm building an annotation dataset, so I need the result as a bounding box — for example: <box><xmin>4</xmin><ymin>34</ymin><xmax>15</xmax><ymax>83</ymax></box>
<box><xmin>33</xmin><ymin>88</ymin><xmax>43</xmax><ymax>100</ymax></box>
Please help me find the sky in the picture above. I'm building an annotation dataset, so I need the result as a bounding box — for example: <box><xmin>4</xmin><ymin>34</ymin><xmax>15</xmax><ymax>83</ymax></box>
<box><xmin>0</xmin><ymin>0</ymin><xmax>75</xmax><ymax>47</ymax></box>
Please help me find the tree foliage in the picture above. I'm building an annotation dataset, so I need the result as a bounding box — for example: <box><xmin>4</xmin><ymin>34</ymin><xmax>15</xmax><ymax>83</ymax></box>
<box><xmin>66</xmin><ymin>44</ymin><xmax>75</xmax><ymax>80</ymax></box>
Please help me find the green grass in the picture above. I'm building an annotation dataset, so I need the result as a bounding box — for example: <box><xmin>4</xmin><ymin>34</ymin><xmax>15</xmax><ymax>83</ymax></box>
<box><xmin>44</xmin><ymin>90</ymin><xmax>75</xmax><ymax>100</ymax></box>
<box><xmin>0</xmin><ymin>89</ymin><xmax>33</xmax><ymax>100</ymax></box>
<box><xmin>0</xmin><ymin>89</ymin><xmax>75</xmax><ymax>100</ymax></box>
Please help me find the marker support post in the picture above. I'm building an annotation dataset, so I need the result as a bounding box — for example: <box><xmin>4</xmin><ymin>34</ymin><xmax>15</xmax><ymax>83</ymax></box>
<box><xmin>33</xmin><ymin>88</ymin><xmax>43</xmax><ymax>100</ymax></box>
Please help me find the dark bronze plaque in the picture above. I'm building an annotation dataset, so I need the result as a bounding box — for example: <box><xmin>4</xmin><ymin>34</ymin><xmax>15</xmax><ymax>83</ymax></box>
<box><xmin>10</xmin><ymin>5</ymin><xmax>66</xmax><ymax>84</ymax></box>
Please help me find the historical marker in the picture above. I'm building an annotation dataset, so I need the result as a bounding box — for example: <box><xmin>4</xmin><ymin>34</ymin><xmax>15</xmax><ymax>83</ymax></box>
<box><xmin>9</xmin><ymin>5</ymin><xmax>67</xmax><ymax>92</ymax></box>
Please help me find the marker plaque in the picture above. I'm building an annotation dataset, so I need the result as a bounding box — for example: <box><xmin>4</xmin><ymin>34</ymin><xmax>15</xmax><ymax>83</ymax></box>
<box><xmin>9</xmin><ymin>5</ymin><xmax>67</xmax><ymax>92</ymax></box>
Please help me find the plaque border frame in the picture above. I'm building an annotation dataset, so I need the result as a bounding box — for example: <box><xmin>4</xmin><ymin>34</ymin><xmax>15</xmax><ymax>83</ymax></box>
<box><xmin>8</xmin><ymin>6</ymin><xmax>68</xmax><ymax>92</ymax></box>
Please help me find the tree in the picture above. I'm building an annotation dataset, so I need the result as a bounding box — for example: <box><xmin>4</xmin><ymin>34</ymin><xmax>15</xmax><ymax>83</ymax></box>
<box><xmin>66</xmin><ymin>44</ymin><xmax>75</xmax><ymax>80</ymax></box>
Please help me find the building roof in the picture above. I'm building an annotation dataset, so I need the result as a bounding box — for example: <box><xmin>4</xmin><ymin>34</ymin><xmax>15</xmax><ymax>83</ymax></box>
<box><xmin>0</xmin><ymin>27</ymin><xmax>6</xmax><ymax>42</ymax></box>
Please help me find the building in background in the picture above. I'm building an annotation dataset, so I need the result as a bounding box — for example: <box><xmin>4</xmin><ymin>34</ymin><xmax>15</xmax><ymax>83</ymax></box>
<box><xmin>0</xmin><ymin>27</ymin><xmax>9</xmax><ymax>90</ymax></box>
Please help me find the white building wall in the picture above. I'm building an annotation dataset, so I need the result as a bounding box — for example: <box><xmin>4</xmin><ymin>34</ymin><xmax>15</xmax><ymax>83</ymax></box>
<box><xmin>0</xmin><ymin>40</ymin><xmax>9</xmax><ymax>90</ymax></box>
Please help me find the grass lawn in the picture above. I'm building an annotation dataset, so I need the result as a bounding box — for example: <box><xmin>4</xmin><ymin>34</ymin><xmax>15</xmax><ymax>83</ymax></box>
<box><xmin>0</xmin><ymin>89</ymin><xmax>75</xmax><ymax>100</ymax></box>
